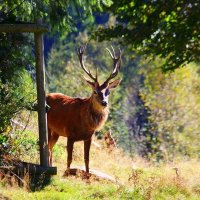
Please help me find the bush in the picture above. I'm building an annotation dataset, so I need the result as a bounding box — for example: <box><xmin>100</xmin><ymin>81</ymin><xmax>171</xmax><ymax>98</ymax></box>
<box><xmin>0</xmin><ymin>32</ymin><xmax>36</xmax><ymax>160</ymax></box>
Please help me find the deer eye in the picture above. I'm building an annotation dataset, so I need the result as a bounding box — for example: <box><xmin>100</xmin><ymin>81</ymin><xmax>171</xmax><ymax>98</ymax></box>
<box><xmin>105</xmin><ymin>89</ymin><xmax>110</xmax><ymax>96</ymax></box>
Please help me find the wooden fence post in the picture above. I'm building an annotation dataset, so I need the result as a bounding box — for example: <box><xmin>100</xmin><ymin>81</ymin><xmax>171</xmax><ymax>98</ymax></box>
<box><xmin>34</xmin><ymin>21</ymin><xmax>49</xmax><ymax>167</ymax></box>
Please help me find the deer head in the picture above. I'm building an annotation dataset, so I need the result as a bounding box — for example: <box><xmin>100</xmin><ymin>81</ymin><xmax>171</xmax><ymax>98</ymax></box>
<box><xmin>77</xmin><ymin>45</ymin><xmax>122</xmax><ymax>109</ymax></box>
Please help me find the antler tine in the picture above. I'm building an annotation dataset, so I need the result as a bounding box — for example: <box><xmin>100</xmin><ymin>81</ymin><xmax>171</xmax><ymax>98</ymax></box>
<box><xmin>77</xmin><ymin>45</ymin><xmax>97</xmax><ymax>82</ymax></box>
<box><xmin>95</xmin><ymin>67</ymin><xmax>98</xmax><ymax>81</ymax></box>
<box><xmin>106</xmin><ymin>48</ymin><xmax>114</xmax><ymax>59</ymax></box>
<box><xmin>111</xmin><ymin>46</ymin><xmax>116</xmax><ymax>57</ymax></box>
<box><xmin>102</xmin><ymin>47</ymin><xmax>122</xmax><ymax>86</ymax></box>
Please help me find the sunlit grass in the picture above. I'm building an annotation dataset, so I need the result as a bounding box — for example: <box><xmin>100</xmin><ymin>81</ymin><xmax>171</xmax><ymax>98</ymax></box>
<box><xmin>1</xmin><ymin>136</ymin><xmax>200</xmax><ymax>200</ymax></box>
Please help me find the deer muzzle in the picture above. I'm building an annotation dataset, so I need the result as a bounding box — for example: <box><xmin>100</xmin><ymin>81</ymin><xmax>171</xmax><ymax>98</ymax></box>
<box><xmin>101</xmin><ymin>101</ymin><xmax>108</xmax><ymax>107</ymax></box>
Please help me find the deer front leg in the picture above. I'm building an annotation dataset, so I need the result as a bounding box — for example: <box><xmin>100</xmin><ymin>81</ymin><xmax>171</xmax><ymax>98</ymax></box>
<box><xmin>48</xmin><ymin>129</ymin><xmax>59</xmax><ymax>166</ymax></box>
<box><xmin>84</xmin><ymin>138</ymin><xmax>92</xmax><ymax>177</ymax></box>
<box><xmin>66</xmin><ymin>139</ymin><xmax>74</xmax><ymax>176</ymax></box>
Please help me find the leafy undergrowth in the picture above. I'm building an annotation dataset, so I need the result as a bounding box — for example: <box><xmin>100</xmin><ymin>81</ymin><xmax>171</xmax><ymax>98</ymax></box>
<box><xmin>1</xmin><ymin>137</ymin><xmax>200</xmax><ymax>200</ymax></box>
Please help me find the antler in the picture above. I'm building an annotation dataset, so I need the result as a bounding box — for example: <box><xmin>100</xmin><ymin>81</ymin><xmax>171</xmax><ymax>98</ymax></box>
<box><xmin>101</xmin><ymin>46</ymin><xmax>122</xmax><ymax>87</ymax></box>
<box><xmin>77</xmin><ymin>45</ymin><xmax>98</xmax><ymax>82</ymax></box>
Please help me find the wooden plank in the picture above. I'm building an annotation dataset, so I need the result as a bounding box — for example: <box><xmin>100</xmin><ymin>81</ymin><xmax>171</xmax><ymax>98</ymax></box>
<box><xmin>0</xmin><ymin>23</ymin><xmax>48</xmax><ymax>33</ymax></box>
<box><xmin>34</xmin><ymin>20</ymin><xmax>49</xmax><ymax>167</ymax></box>
<box><xmin>0</xmin><ymin>162</ymin><xmax>57</xmax><ymax>190</ymax></box>
<box><xmin>0</xmin><ymin>165</ymin><xmax>57</xmax><ymax>175</ymax></box>
<box><xmin>21</xmin><ymin>161</ymin><xmax>56</xmax><ymax>175</ymax></box>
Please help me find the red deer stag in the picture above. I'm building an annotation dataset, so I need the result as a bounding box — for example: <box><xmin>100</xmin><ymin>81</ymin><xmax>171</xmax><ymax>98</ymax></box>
<box><xmin>46</xmin><ymin>45</ymin><xmax>122</xmax><ymax>176</ymax></box>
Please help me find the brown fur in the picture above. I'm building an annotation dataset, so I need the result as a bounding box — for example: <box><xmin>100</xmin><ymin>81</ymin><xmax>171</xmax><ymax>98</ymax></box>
<box><xmin>47</xmin><ymin>93</ymin><xmax>108</xmax><ymax>141</ymax></box>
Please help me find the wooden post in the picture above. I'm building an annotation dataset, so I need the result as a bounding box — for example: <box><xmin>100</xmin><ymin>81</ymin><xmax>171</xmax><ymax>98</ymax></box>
<box><xmin>0</xmin><ymin>24</ymin><xmax>48</xmax><ymax>33</ymax></box>
<box><xmin>34</xmin><ymin>20</ymin><xmax>49</xmax><ymax>167</ymax></box>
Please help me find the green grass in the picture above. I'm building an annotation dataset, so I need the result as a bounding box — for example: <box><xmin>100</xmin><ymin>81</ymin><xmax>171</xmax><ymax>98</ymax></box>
<box><xmin>0</xmin><ymin>177</ymin><xmax>139</xmax><ymax>200</ymax></box>
<box><xmin>1</xmin><ymin>139</ymin><xmax>200</xmax><ymax>199</ymax></box>
<box><xmin>1</xmin><ymin>164</ymin><xmax>200</xmax><ymax>200</ymax></box>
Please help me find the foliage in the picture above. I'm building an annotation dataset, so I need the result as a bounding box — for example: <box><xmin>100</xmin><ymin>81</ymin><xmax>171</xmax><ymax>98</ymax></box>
<box><xmin>140</xmin><ymin>63</ymin><xmax>200</xmax><ymax>160</ymax></box>
<box><xmin>0</xmin><ymin>17</ymin><xmax>36</xmax><ymax>160</ymax></box>
<box><xmin>0</xmin><ymin>129</ymin><xmax>38</xmax><ymax>165</ymax></box>
<box><xmin>0</xmin><ymin>0</ymin><xmax>109</xmax><ymax>33</ymax></box>
<box><xmin>0</xmin><ymin>33</ymin><xmax>36</xmax><ymax>133</ymax></box>
<box><xmin>95</xmin><ymin>0</ymin><xmax>200</xmax><ymax>70</ymax></box>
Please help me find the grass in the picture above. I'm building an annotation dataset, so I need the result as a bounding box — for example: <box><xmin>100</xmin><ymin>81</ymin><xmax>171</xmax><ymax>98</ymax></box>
<box><xmin>1</xmin><ymin>137</ymin><xmax>200</xmax><ymax>200</ymax></box>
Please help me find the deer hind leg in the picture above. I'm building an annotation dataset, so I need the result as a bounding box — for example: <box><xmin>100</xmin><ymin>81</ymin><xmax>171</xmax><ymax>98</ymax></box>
<box><xmin>84</xmin><ymin>138</ymin><xmax>92</xmax><ymax>178</ymax></box>
<box><xmin>66</xmin><ymin>139</ymin><xmax>74</xmax><ymax>175</ymax></box>
<box><xmin>48</xmin><ymin>129</ymin><xmax>59</xmax><ymax>166</ymax></box>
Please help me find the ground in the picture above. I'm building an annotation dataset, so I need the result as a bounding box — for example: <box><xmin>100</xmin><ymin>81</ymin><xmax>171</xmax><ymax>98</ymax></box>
<box><xmin>1</xmin><ymin>137</ymin><xmax>200</xmax><ymax>200</ymax></box>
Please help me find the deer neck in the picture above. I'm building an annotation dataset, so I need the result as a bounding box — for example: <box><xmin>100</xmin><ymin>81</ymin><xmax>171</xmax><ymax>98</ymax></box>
<box><xmin>86</xmin><ymin>96</ymin><xmax>109</xmax><ymax>131</ymax></box>
<box><xmin>89</xmin><ymin>95</ymin><xmax>109</xmax><ymax>114</ymax></box>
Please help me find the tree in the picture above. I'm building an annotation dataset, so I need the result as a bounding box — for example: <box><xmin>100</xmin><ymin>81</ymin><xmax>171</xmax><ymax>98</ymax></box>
<box><xmin>95</xmin><ymin>0</ymin><xmax>200</xmax><ymax>71</ymax></box>
<box><xmin>140</xmin><ymin>63</ymin><xmax>200</xmax><ymax>160</ymax></box>
<box><xmin>0</xmin><ymin>32</ymin><xmax>37</xmax><ymax>160</ymax></box>
<box><xmin>0</xmin><ymin>0</ymin><xmax>110</xmax><ymax>32</ymax></box>
<box><xmin>0</xmin><ymin>33</ymin><xmax>36</xmax><ymax>132</ymax></box>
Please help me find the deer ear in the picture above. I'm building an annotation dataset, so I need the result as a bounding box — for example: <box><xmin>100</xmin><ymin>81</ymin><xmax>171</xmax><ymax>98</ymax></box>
<box><xmin>83</xmin><ymin>76</ymin><xmax>98</xmax><ymax>90</ymax></box>
<box><xmin>108</xmin><ymin>78</ymin><xmax>121</xmax><ymax>90</ymax></box>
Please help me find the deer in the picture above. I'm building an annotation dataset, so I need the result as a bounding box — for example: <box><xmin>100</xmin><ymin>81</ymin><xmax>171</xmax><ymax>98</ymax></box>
<box><xmin>103</xmin><ymin>130</ymin><xmax>117</xmax><ymax>150</ymax></box>
<box><xmin>46</xmin><ymin>45</ymin><xmax>122</xmax><ymax>177</ymax></box>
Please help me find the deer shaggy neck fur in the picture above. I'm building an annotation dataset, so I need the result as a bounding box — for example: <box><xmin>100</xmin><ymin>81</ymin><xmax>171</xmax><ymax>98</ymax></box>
<box><xmin>88</xmin><ymin>97</ymin><xmax>109</xmax><ymax>131</ymax></box>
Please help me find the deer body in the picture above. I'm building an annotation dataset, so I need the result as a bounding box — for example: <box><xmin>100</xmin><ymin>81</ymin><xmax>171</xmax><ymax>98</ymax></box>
<box><xmin>47</xmin><ymin>93</ymin><xmax>108</xmax><ymax>141</ymax></box>
<box><xmin>47</xmin><ymin>45</ymin><xmax>121</xmax><ymax>177</ymax></box>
